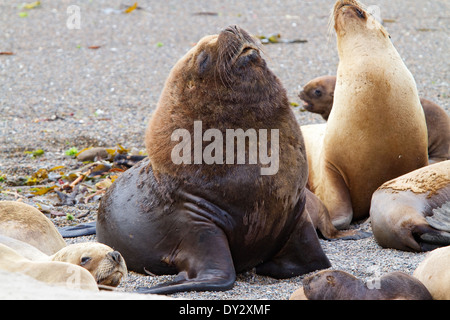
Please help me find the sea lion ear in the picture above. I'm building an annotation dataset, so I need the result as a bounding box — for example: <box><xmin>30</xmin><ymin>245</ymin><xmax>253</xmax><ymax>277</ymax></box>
<box><xmin>330</xmin><ymin>92</ymin><xmax>334</xmax><ymax>98</ymax></box>
<box><xmin>197</xmin><ymin>50</ymin><xmax>211</xmax><ymax>75</ymax></box>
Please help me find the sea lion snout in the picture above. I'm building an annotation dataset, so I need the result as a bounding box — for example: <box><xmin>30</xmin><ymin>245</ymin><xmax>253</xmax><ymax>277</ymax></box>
<box><xmin>108</xmin><ymin>251</ymin><xmax>122</xmax><ymax>264</ymax></box>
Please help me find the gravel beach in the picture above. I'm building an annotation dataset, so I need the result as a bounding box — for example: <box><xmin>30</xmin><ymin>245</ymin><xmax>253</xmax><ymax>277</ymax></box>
<box><xmin>0</xmin><ymin>0</ymin><xmax>448</xmax><ymax>300</ymax></box>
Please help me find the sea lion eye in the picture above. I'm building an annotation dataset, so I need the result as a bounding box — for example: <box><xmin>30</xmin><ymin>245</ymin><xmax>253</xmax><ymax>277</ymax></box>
<box><xmin>197</xmin><ymin>51</ymin><xmax>211</xmax><ymax>74</ymax></box>
<box><xmin>314</xmin><ymin>89</ymin><xmax>322</xmax><ymax>97</ymax></box>
<box><xmin>81</xmin><ymin>256</ymin><xmax>91</xmax><ymax>265</ymax></box>
<box><xmin>356</xmin><ymin>8</ymin><xmax>365</xmax><ymax>19</ymax></box>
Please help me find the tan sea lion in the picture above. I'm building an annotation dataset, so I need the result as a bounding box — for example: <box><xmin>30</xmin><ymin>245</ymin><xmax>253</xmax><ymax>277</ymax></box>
<box><xmin>0</xmin><ymin>243</ymin><xmax>98</xmax><ymax>291</ymax></box>
<box><xmin>370</xmin><ymin>160</ymin><xmax>450</xmax><ymax>252</ymax></box>
<box><xmin>308</xmin><ymin>0</ymin><xmax>428</xmax><ymax>229</ymax></box>
<box><xmin>0</xmin><ymin>201</ymin><xmax>66</xmax><ymax>255</ymax></box>
<box><xmin>97</xmin><ymin>25</ymin><xmax>331</xmax><ymax>294</ymax></box>
<box><xmin>290</xmin><ymin>270</ymin><xmax>432</xmax><ymax>300</ymax></box>
<box><xmin>413</xmin><ymin>246</ymin><xmax>450</xmax><ymax>300</ymax></box>
<box><xmin>0</xmin><ymin>201</ymin><xmax>127</xmax><ymax>287</ymax></box>
<box><xmin>299</xmin><ymin>75</ymin><xmax>450</xmax><ymax>163</ymax></box>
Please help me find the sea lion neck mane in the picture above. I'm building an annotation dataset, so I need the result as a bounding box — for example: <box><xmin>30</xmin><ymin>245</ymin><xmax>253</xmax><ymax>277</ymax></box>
<box><xmin>146</xmin><ymin>26</ymin><xmax>291</xmax><ymax>178</ymax></box>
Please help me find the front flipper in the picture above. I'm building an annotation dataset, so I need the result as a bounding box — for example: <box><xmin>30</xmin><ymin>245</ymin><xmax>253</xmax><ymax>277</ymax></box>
<box><xmin>306</xmin><ymin>189</ymin><xmax>371</xmax><ymax>241</ymax></box>
<box><xmin>136</xmin><ymin>191</ymin><xmax>236</xmax><ymax>294</ymax></box>
<box><xmin>317</xmin><ymin>163</ymin><xmax>353</xmax><ymax>230</ymax></box>
<box><xmin>255</xmin><ymin>197</ymin><xmax>331</xmax><ymax>279</ymax></box>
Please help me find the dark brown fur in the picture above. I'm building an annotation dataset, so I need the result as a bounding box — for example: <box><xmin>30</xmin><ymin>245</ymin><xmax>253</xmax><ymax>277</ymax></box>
<box><xmin>97</xmin><ymin>26</ymin><xmax>330</xmax><ymax>295</ymax></box>
<box><xmin>300</xmin><ymin>270</ymin><xmax>432</xmax><ymax>300</ymax></box>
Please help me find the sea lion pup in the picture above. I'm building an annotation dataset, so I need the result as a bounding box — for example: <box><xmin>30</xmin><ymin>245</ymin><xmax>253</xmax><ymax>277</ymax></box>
<box><xmin>0</xmin><ymin>236</ymin><xmax>127</xmax><ymax>287</ymax></box>
<box><xmin>298</xmin><ymin>75</ymin><xmax>336</xmax><ymax>121</ymax></box>
<box><xmin>299</xmin><ymin>75</ymin><xmax>450</xmax><ymax>163</ymax></box>
<box><xmin>0</xmin><ymin>243</ymin><xmax>99</xmax><ymax>291</ymax></box>
<box><xmin>97</xmin><ymin>25</ymin><xmax>331</xmax><ymax>294</ymax></box>
<box><xmin>309</xmin><ymin>0</ymin><xmax>428</xmax><ymax>229</ymax></box>
<box><xmin>0</xmin><ymin>201</ymin><xmax>127</xmax><ymax>287</ymax></box>
<box><xmin>289</xmin><ymin>270</ymin><xmax>432</xmax><ymax>300</ymax></box>
<box><xmin>370</xmin><ymin>160</ymin><xmax>450</xmax><ymax>252</ymax></box>
<box><xmin>414</xmin><ymin>246</ymin><xmax>450</xmax><ymax>300</ymax></box>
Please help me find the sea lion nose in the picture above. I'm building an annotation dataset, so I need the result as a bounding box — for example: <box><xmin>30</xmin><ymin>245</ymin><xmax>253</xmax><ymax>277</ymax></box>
<box><xmin>109</xmin><ymin>251</ymin><xmax>122</xmax><ymax>264</ymax></box>
<box><xmin>224</xmin><ymin>25</ymin><xmax>240</xmax><ymax>35</ymax></box>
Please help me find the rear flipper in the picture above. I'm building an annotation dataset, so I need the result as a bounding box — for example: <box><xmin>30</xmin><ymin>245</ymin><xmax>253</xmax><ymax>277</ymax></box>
<box><xmin>426</xmin><ymin>202</ymin><xmax>450</xmax><ymax>232</ymax></box>
<box><xmin>416</xmin><ymin>201</ymin><xmax>450</xmax><ymax>251</ymax></box>
<box><xmin>58</xmin><ymin>221</ymin><xmax>96</xmax><ymax>238</ymax></box>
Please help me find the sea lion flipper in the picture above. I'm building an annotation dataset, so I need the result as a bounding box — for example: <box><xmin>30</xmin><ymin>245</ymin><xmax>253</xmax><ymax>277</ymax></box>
<box><xmin>136</xmin><ymin>224</ymin><xmax>236</xmax><ymax>294</ymax></box>
<box><xmin>426</xmin><ymin>202</ymin><xmax>450</xmax><ymax>232</ymax></box>
<box><xmin>318</xmin><ymin>165</ymin><xmax>353</xmax><ymax>230</ymax></box>
<box><xmin>136</xmin><ymin>268</ymin><xmax>236</xmax><ymax>295</ymax></box>
<box><xmin>255</xmin><ymin>199</ymin><xmax>331</xmax><ymax>279</ymax></box>
<box><xmin>58</xmin><ymin>221</ymin><xmax>97</xmax><ymax>238</ymax></box>
<box><xmin>134</xmin><ymin>191</ymin><xmax>236</xmax><ymax>294</ymax></box>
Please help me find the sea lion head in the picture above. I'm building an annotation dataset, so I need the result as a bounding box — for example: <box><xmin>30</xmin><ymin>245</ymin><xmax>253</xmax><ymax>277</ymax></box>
<box><xmin>170</xmin><ymin>25</ymin><xmax>272</xmax><ymax>104</ymax></box>
<box><xmin>333</xmin><ymin>0</ymin><xmax>390</xmax><ymax>52</ymax></box>
<box><xmin>146</xmin><ymin>25</ymin><xmax>288</xmax><ymax>176</ymax></box>
<box><xmin>50</xmin><ymin>242</ymin><xmax>127</xmax><ymax>287</ymax></box>
<box><xmin>301</xmin><ymin>270</ymin><xmax>364</xmax><ymax>300</ymax></box>
<box><xmin>299</xmin><ymin>76</ymin><xmax>336</xmax><ymax>120</ymax></box>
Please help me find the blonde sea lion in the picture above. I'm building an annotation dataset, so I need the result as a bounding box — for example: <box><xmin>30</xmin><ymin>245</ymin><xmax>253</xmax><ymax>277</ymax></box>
<box><xmin>413</xmin><ymin>246</ymin><xmax>450</xmax><ymax>300</ymax></box>
<box><xmin>290</xmin><ymin>270</ymin><xmax>432</xmax><ymax>300</ymax></box>
<box><xmin>0</xmin><ymin>243</ymin><xmax>98</xmax><ymax>291</ymax></box>
<box><xmin>0</xmin><ymin>201</ymin><xmax>127</xmax><ymax>287</ymax></box>
<box><xmin>299</xmin><ymin>75</ymin><xmax>450</xmax><ymax>163</ymax></box>
<box><xmin>97</xmin><ymin>25</ymin><xmax>331</xmax><ymax>294</ymax></box>
<box><xmin>370</xmin><ymin>160</ymin><xmax>450</xmax><ymax>252</ymax></box>
<box><xmin>0</xmin><ymin>201</ymin><xmax>66</xmax><ymax>255</ymax></box>
<box><xmin>308</xmin><ymin>0</ymin><xmax>428</xmax><ymax>229</ymax></box>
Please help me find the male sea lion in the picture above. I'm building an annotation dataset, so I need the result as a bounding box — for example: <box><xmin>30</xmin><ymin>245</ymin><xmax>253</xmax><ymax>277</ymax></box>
<box><xmin>289</xmin><ymin>270</ymin><xmax>432</xmax><ymax>300</ymax></box>
<box><xmin>97</xmin><ymin>25</ymin><xmax>331</xmax><ymax>294</ymax></box>
<box><xmin>413</xmin><ymin>246</ymin><xmax>450</xmax><ymax>300</ymax></box>
<box><xmin>0</xmin><ymin>201</ymin><xmax>127</xmax><ymax>287</ymax></box>
<box><xmin>299</xmin><ymin>75</ymin><xmax>450</xmax><ymax>162</ymax></box>
<box><xmin>308</xmin><ymin>0</ymin><xmax>428</xmax><ymax>229</ymax></box>
<box><xmin>0</xmin><ymin>243</ymin><xmax>99</xmax><ymax>291</ymax></box>
<box><xmin>370</xmin><ymin>160</ymin><xmax>450</xmax><ymax>252</ymax></box>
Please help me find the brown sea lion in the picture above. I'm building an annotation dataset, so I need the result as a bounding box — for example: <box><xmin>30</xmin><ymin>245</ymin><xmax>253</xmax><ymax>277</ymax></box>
<box><xmin>97</xmin><ymin>25</ymin><xmax>331</xmax><ymax>294</ymax></box>
<box><xmin>307</xmin><ymin>0</ymin><xmax>428</xmax><ymax>229</ymax></box>
<box><xmin>299</xmin><ymin>75</ymin><xmax>450</xmax><ymax>163</ymax></box>
<box><xmin>290</xmin><ymin>270</ymin><xmax>432</xmax><ymax>300</ymax></box>
<box><xmin>298</xmin><ymin>75</ymin><xmax>335</xmax><ymax>121</ymax></box>
<box><xmin>370</xmin><ymin>160</ymin><xmax>450</xmax><ymax>252</ymax></box>
<box><xmin>413</xmin><ymin>246</ymin><xmax>450</xmax><ymax>300</ymax></box>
